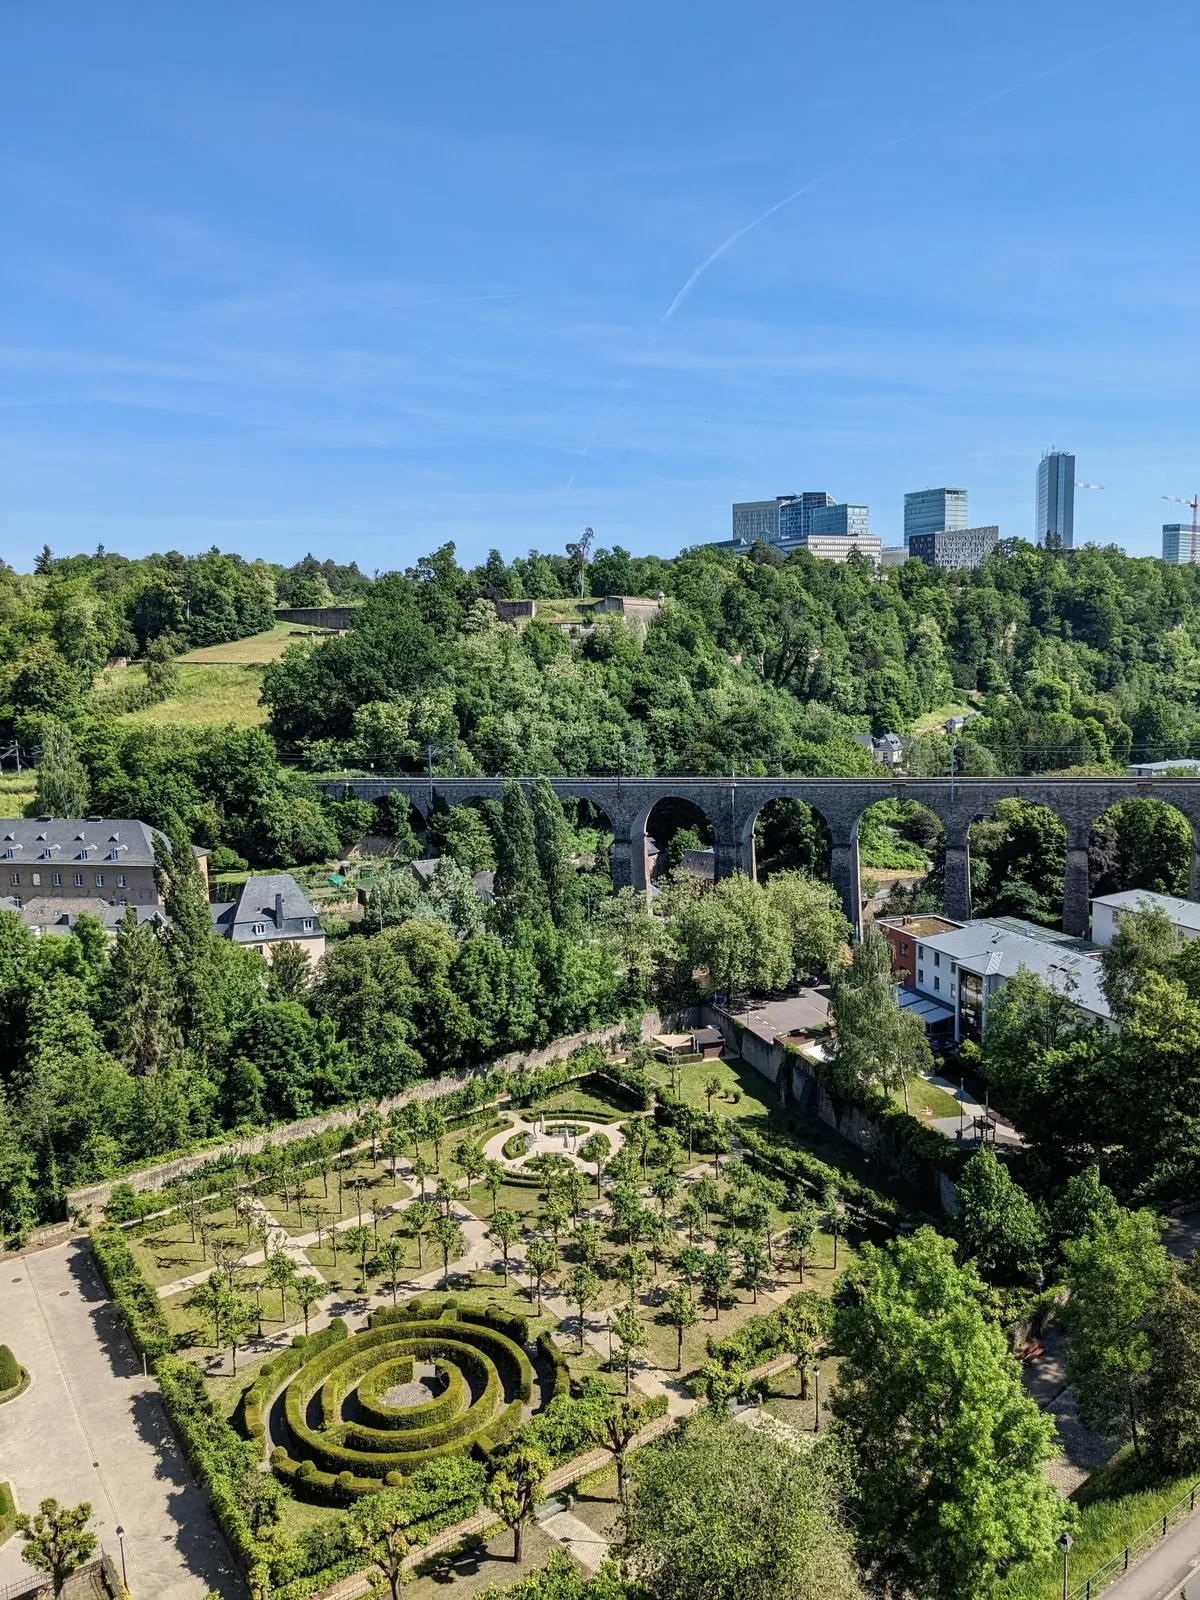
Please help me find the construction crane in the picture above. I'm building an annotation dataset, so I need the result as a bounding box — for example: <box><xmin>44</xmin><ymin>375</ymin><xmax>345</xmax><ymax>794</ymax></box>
<box><xmin>1075</xmin><ymin>481</ymin><xmax>1105</xmax><ymax>490</ymax></box>
<box><xmin>1163</xmin><ymin>493</ymin><xmax>1200</xmax><ymax>564</ymax></box>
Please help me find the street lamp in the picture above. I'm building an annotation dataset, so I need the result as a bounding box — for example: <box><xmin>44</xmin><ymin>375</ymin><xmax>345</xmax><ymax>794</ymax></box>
<box><xmin>115</xmin><ymin>1525</ymin><xmax>128</xmax><ymax>1593</ymax></box>
<box><xmin>1057</xmin><ymin>1530</ymin><xmax>1073</xmax><ymax>1600</ymax></box>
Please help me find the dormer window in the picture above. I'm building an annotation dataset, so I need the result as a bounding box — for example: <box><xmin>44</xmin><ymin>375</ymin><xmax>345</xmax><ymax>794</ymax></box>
<box><xmin>303</xmin><ymin>919</ymin><xmax>314</xmax><ymax>932</ymax></box>
<box><xmin>251</xmin><ymin>922</ymin><xmax>267</xmax><ymax>937</ymax></box>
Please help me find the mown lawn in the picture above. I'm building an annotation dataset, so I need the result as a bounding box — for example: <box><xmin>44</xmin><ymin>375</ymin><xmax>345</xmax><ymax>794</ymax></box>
<box><xmin>0</xmin><ymin>770</ymin><xmax>36</xmax><ymax>819</ymax></box>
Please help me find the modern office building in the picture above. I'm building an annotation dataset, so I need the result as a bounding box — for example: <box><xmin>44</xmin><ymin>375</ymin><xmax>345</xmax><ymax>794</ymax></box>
<box><xmin>809</xmin><ymin>503</ymin><xmax>870</xmax><ymax>539</ymax></box>
<box><xmin>909</xmin><ymin>524</ymin><xmax>1000</xmax><ymax>571</ymax></box>
<box><xmin>731</xmin><ymin>498</ymin><xmax>792</xmax><ymax>544</ymax></box>
<box><xmin>1036</xmin><ymin>451</ymin><xmax>1075</xmax><ymax>548</ymax></box>
<box><xmin>778</xmin><ymin>492</ymin><xmax>837</xmax><ymax>542</ymax></box>
<box><xmin>903</xmin><ymin>488</ymin><xmax>967</xmax><ymax>548</ymax></box>
<box><xmin>1163</xmin><ymin>524</ymin><xmax>1198</xmax><ymax>565</ymax></box>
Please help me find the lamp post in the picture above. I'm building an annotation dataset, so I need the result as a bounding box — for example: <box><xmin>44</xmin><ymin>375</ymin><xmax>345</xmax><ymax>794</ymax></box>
<box><xmin>115</xmin><ymin>1525</ymin><xmax>128</xmax><ymax>1593</ymax></box>
<box><xmin>1058</xmin><ymin>1530</ymin><xmax>1073</xmax><ymax>1600</ymax></box>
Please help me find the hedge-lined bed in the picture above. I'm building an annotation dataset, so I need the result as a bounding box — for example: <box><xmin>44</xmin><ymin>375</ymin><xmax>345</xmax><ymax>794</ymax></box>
<box><xmin>0</xmin><ymin>1480</ymin><xmax>17</xmax><ymax>1547</ymax></box>
<box><xmin>265</xmin><ymin>1300</ymin><xmax>538</xmax><ymax>1503</ymax></box>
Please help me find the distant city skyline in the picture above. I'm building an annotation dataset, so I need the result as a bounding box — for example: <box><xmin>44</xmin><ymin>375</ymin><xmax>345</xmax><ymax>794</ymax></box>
<box><xmin>1</xmin><ymin>4</ymin><xmax>1195</xmax><ymax>570</ymax></box>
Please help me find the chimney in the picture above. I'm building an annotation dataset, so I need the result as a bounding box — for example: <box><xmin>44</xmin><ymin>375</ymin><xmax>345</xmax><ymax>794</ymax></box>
<box><xmin>275</xmin><ymin>892</ymin><xmax>284</xmax><ymax>928</ymax></box>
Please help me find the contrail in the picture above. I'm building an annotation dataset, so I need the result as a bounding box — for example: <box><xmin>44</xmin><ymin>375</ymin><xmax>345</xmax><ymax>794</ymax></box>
<box><xmin>659</xmin><ymin>32</ymin><xmax>1137</xmax><ymax>327</ymax></box>
<box><xmin>565</xmin><ymin>29</ymin><xmax>1138</xmax><ymax>487</ymax></box>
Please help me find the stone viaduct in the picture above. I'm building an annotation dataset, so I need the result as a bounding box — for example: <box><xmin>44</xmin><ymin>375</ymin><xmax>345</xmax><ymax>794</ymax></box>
<box><xmin>321</xmin><ymin>775</ymin><xmax>1200</xmax><ymax>937</ymax></box>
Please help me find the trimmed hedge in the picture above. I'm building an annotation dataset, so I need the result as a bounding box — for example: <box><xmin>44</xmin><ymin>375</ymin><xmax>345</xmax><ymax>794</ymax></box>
<box><xmin>357</xmin><ymin>1357</ymin><xmax>466</xmax><ymax>1433</ymax></box>
<box><xmin>0</xmin><ymin>1480</ymin><xmax>16</xmax><ymax>1548</ymax></box>
<box><xmin>0</xmin><ymin>1346</ymin><xmax>19</xmax><ymax>1392</ymax></box>
<box><xmin>536</xmin><ymin>1331</ymin><xmax>572</xmax><ymax>1401</ymax></box>
<box><xmin>270</xmin><ymin>1304</ymin><xmax>536</xmax><ymax>1499</ymax></box>
<box><xmin>91</xmin><ymin>1225</ymin><xmax>174</xmax><ymax>1359</ymax></box>
<box><xmin>240</xmin><ymin>1322</ymin><xmax>348</xmax><ymax>1449</ymax></box>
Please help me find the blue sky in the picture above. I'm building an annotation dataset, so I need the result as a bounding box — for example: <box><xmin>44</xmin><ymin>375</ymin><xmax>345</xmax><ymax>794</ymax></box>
<box><xmin>1</xmin><ymin>1</ymin><xmax>1197</xmax><ymax>571</ymax></box>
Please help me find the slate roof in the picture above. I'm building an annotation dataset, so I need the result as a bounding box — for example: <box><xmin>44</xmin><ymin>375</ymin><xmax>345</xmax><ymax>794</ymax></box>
<box><xmin>916</xmin><ymin>919</ymin><xmax>1110</xmax><ymax>1020</ymax></box>
<box><xmin>210</xmin><ymin>873</ymin><xmax>323</xmax><ymax>945</ymax></box>
<box><xmin>0</xmin><ymin>818</ymin><xmax>167</xmax><ymax>867</ymax></box>
<box><xmin>1091</xmin><ymin>888</ymin><xmax>1200</xmax><ymax>934</ymax></box>
<box><xmin>0</xmin><ymin>896</ymin><xmax>171</xmax><ymax>936</ymax></box>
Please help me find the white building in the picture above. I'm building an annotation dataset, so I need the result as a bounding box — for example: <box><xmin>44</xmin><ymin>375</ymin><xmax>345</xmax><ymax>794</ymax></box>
<box><xmin>1127</xmin><ymin>759</ymin><xmax>1200</xmax><ymax>777</ymax></box>
<box><xmin>907</xmin><ymin>916</ymin><xmax>1110</xmax><ymax>1040</ymax></box>
<box><xmin>1090</xmin><ymin>889</ymin><xmax>1200</xmax><ymax>948</ymax></box>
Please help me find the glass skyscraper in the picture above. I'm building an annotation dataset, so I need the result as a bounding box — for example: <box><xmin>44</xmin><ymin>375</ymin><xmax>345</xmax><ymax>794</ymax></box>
<box><xmin>1163</xmin><ymin>524</ymin><xmax>1198</xmax><ymax>565</ymax></box>
<box><xmin>903</xmin><ymin>488</ymin><xmax>967</xmax><ymax>548</ymax></box>
<box><xmin>1036</xmin><ymin>451</ymin><xmax>1075</xmax><ymax>548</ymax></box>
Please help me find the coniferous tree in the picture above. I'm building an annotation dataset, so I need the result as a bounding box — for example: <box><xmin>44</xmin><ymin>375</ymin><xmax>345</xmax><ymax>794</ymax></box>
<box><xmin>530</xmin><ymin>776</ymin><xmax>582</xmax><ymax>935</ymax></box>
<box><xmin>492</xmin><ymin>781</ymin><xmax>549</xmax><ymax>936</ymax></box>
<box><xmin>103</xmin><ymin>910</ymin><xmax>179</xmax><ymax>1076</ymax></box>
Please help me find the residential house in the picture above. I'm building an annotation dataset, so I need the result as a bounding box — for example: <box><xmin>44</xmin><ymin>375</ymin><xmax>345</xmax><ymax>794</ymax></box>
<box><xmin>210</xmin><ymin>873</ymin><xmax>325</xmax><ymax>965</ymax></box>
<box><xmin>0</xmin><ymin>817</ymin><xmax>208</xmax><ymax>905</ymax></box>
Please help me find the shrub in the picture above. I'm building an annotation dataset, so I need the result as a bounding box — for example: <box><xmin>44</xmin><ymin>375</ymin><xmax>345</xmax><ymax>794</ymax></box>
<box><xmin>0</xmin><ymin>1347</ymin><xmax>20</xmax><ymax>1392</ymax></box>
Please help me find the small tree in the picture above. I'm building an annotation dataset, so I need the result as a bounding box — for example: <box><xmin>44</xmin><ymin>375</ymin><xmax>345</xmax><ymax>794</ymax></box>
<box><xmin>702</xmin><ymin>1251</ymin><xmax>732</xmax><ymax>1320</ymax></box>
<box><xmin>540</xmin><ymin>1193</ymin><xmax>571</xmax><ymax>1244</ymax></box>
<box><xmin>579</xmin><ymin>1131</ymin><xmax>611</xmax><ymax>1196</ymax></box>
<box><xmin>692</xmin><ymin>1175</ymin><xmax>719</xmax><ymax>1225</ymax></box>
<box><xmin>406</xmin><ymin>1198</ymin><xmax>436</xmax><ymax>1268</ymax></box>
<box><xmin>565</xmin><ymin>1264</ymin><xmax>602</xmax><ymax>1353</ymax></box>
<box><xmin>488</xmin><ymin>1209</ymin><xmax>522</xmax><ymax>1284</ymax></box>
<box><xmin>678</xmin><ymin>1194</ymin><xmax>704</xmax><ymax>1243</ymax></box>
<box><xmin>739</xmin><ymin>1239</ymin><xmax>769</xmax><ymax>1304</ymax></box>
<box><xmin>610</xmin><ymin>1301</ymin><xmax>649</xmax><ymax>1394</ymax></box>
<box><xmin>411</xmin><ymin>1154</ymin><xmax>432</xmax><ymax>1197</ymax></box>
<box><xmin>377</xmin><ymin>1238</ymin><xmax>407</xmax><ymax>1306</ymax></box>
<box><xmin>360</xmin><ymin>1109</ymin><xmax>384</xmax><ymax>1165</ymax></box>
<box><xmin>526</xmin><ymin>1238</ymin><xmax>558</xmax><ymax>1312</ymax></box>
<box><xmin>430</xmin><ymin>1214</ymin><xmax>464</xmax><ymax>1288</ymax></box>
<box><xmin>481</xmin><ymin>1158</ymin><xmax>506</xmax><ymax>1215</ymax></box>
<box><xmin>294</xmin><ymin>1275</ymin><xmax>323</xmax><ymax>1335</ymax></box>
<box><xmin>484</xmin><ymin>1439</ymin><xmax>551</xmax><ymax>1563</ymax></box>
<box><xmin>597</xmin><ymin>1392</ymin><xmax>668</xmax><ymax>1503</ymax></box>
<box><xmin>454</xmin><ymin>1139</ymin><xmax>486</xmax><ymax>1197</ymax></box>
<box><xmin>382</xmin><ymin>1128</ymin><xmax>406</xmax><ymax>1185</ymax></box>
<box><xmin>347</xmin><ymin>1484</ymin><xmax>416</xmax><ymax>1600</ymax></box>
<box><xmin>650</xmin><ymin>1170</ymin><xmax>679</xmax><ymax>1216</ymax></box>
<box><xmin>663</xmin><ymin>1282</ymin><xmax>700</xmax><ymax>1371</ymax></box>
<box><xmin>615</xmin><ymin>1247</ymin><xmax>652</xmax><ymax>1303</ymax></box>
<box><xmin>704</xmin><ymin>1076</ymin><xmax>722</xmax><ymax>1113</ymax></box>
<box><xmin>265</xmin><ymin>1249</ymin><xmax>298</xmax><ymax>1320</ymax></box>
<box><xmin>15</xmin><ymin>1499</ymin><xmax>97</xmax><ymax>1598</ymax></box>
<box><xmin>424</xmin><ymin>1106</ymin><xmax>447</xmax><ymax>1170</ymax></box>
<box><xmin>344</xmin><ymin>1225</ymin><xmax>375</xmax><ymax>1291</ymax></box>
<box><xmin>786</xmin><ymin>1201</ymin><xmax>820</xmax><ymax>1284</ymax></box>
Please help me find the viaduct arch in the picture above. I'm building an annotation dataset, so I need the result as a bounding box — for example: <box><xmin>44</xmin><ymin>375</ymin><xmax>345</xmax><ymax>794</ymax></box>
<box><xmin>321</xmin><ymin>775</ymin><xmax>1200</xmax><ymax>937</ymax></box>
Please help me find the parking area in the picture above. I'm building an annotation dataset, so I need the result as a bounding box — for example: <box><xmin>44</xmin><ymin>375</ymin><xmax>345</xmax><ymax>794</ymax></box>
<box><xmin>0</xmin><ymin>1240</ymin><xmax>245</xmax><ymax>1600</ymax></box>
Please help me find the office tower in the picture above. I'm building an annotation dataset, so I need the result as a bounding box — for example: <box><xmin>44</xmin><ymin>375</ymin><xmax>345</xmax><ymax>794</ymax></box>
<box><xmin>904</xmin><ymin>488</ymin><xmax>967</xmax><ymax>548</ymax></box>
<box><xmin>809</xmin><ymin>503</ymin><xmax>870</xmax><ymax>539</ymax></box>
<box><xmin>778</xmin><ymin>491</ymin><xmax>837</xmax><ymax>542</ymax></box>
<box><xmin>910</xmin><ymin>525</ymin><xmax>1000</xmax><ymax>571</ymax></box>
<box><xmin>731</xmin><ymin>497</ymin><xmax>797</xmax><ymax>544</ymax></box>
<box><xmin>1036</xmin><ymin>451</ymin><xmax>1075</xmax><ymax>548</ymax></box>
<box><xmin>1162</xmin><ymin>525</ymin><xmax>1199</xmax><ymax>565</ymax></box>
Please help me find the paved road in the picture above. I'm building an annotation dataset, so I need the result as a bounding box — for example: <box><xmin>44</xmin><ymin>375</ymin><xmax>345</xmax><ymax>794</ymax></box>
<box><xmin>1093</xmin><ymin>1513</ymin><xmax>1200</xmax><ymax>1600</ymax></box>
<box><xmin>0</xmin><ymin>1239</ymin><xmax>246</xmax><ymax>1599</ymax></box>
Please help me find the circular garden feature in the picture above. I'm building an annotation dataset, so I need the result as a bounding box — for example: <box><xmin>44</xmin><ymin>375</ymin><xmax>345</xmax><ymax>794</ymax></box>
<box><xmin>0</xmin><ymin>1344</ymin><xmax>29</xmax><ymax>1405</ymax></box>
<box><xmin>257</xmin><ymin>1300</ymin><xmax>543</xmax><ymax>1503</ymax></box>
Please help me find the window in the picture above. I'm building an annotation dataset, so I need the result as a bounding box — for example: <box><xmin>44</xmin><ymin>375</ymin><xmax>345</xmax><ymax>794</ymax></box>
<box><xmin>933</xmin><ymin>951</ymin><xmax>941</xmax><ymax>968</ymax></box>
<box><xmin>116</xmin><ymin>874</ymin><xmax>125</xmax><ymax>888</ymax></box>
<box><xmin>917</xmin><ymin>968</ymin><xmax>925</xmax><ymax>984</ymax></box>
<box><xmin>900</xmin><ymin>940</ymin><xmax>909</xmax><ymax>955</ymax></box>
<box><xmin>251</xmin><ymin>922</ymin><xmax>266</xmax><ymax>937</ymax></box>
<box><xmin>950</xmin><ymin>961</ymin><xmax>957</xmax><ymax>975</ymax></box>
<box><xmin>917</xmin><ymin>944</ymin><xmax>925</xmax><ymax>960</ymax></box>
<box><xmin>52</xmin><ymin>873</ymin><xmax>61</xmax><ymax>887</ymax></box>
<box><xmin>31</xmin><ymin>873</ymin><xmax>39</xmax><ymax>886</ymax></box>
<box><xmin>302</xmin><ymin>918</ymin><xmax>313</xmax><ymax>932</ymax></box>
<box><xmin>74</xmin><ymin>874</ymin><xmax>83</xmax><ymax>887</ymax></box>
<box><xmin>950</xmin><ymin>984</ymin><xmax>956</xmax><ymax>998</ymax></box>
<box><xmin>95</xmin><ymin>874</ymin><xmax>104</xmax><ymax>887</ymax></box>
<box><xmin>933</xmin><ymin>976</ymin><xmax>940</xmax><ymax>992</ymax></box>
<box><xmin>8</xmin><ymin>873</ymin><xmax>16</xmax><ymax>886</ymax></box>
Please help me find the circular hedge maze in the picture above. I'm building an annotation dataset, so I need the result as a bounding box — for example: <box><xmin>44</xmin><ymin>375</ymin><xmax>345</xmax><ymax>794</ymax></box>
<box><xmin>254</xmin><ymin>1300</ymin><xmax>557</xmax><ymax>1503</ymax></box>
